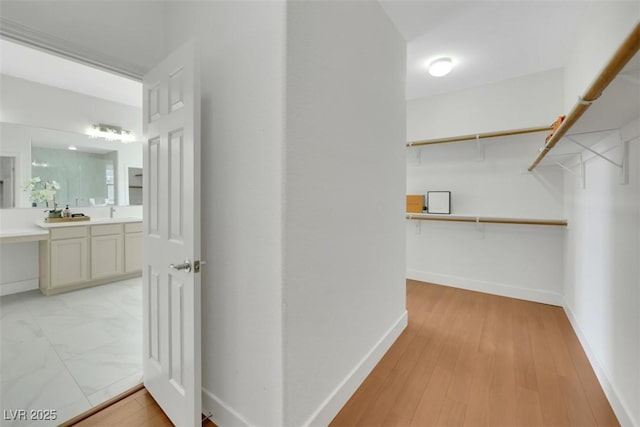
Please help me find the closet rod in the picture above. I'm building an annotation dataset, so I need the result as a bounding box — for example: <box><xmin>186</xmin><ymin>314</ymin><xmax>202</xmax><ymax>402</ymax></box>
<box><xmin>405</xmin><ymin>215</ymin><xmax>567</xmax><ymax>227</ymax></box>
<box><xmin>528</xmin><ymin>22</ymin><xmax>640</xmax><ymax>171</ymax></box>
<box><xmin>406</xmin><ymin>125</ymin><xmax>551</xmax><ymax>147</ymax></box>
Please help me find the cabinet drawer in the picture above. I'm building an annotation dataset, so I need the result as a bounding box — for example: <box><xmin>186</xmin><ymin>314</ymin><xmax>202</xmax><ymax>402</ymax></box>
<box><xmin>50</xmin><ymin>226</ymin><xmax>88</xmax><ymax>240</ymax></box>
<box><xmin>124</xmin><ymin>222</ymin><xmax>143</xmax><ymax>233</ymax></box>
<box><xmin>91</xmin><ymin>224</ymin><xmax>122</xmax><ymax>236</ymax></box>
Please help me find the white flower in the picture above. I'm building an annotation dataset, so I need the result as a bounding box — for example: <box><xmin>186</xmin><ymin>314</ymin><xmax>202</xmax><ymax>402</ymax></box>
<box><xmin>23</xmin><ymin>177</ymin><xmax>60</xmax><ymax>203</ymax></box>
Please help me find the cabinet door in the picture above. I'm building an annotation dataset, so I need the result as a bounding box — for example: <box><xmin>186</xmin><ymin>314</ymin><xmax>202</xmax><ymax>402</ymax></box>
<box><xmin>91</xmin><ymin>234</ymin><xmax>123</xmax><ymax>279</ymax></box>
<box><xmin>51</xmin><ymin>238</ymin><xmax>89</xmax><ymax>287</ymax></box>
<box><xmin>124</xmin><ymin>232</ymin><xmax>143</xmax><ymax>273</ymax></box>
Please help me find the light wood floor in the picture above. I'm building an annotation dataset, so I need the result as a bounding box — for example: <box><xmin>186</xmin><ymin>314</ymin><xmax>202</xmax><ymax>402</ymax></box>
<box><xmin>71</xmin><ymin>280</ymin><xmax>618</xmax><ymax>426</ymax></box>
<box><xmin>330</xmin><ymin>279</ymin><xmax>619</xmax><ymax>426</ymax></box>
<box><xmin>69</xmin><ymin>388</ymin><xmax>216</xmax><ymax>427</ymax></box>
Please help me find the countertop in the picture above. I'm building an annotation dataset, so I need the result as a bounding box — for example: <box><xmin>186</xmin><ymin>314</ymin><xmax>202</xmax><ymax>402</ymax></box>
<box><xmin>0</xmin><ymin>227</ymin><xmax>49</xmax><ymax>244</ymax></box>
<box><xmin>35</xmin><ymin>217</ymin><xmax>143</xmax><ymax>229</ymax></box>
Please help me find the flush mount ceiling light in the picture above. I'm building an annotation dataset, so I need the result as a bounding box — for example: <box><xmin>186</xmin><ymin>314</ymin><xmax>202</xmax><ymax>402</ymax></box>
<box><xmin>88</xmin><ymin>123</ymin><xmax>135</xmax><ymax>143</ymax></box>
<box><xmin>428</xmin><ymin>57</ymin><xmax>454</xmax><ymax>77</ymax></box>
<box><xmin>68</xmin><ymin>145</ymin><xmax>77</xmax><ymax>151</ymax></box>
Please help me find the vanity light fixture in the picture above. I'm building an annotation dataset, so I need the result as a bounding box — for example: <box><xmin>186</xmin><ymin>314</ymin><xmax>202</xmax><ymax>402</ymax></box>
<box><xmin>428</xmin><ymin>57</ymin><xmax>454</xmax><ymax>77</ymax></box>
<box><xmin>88</xmin><ymin>123</ymin><xmax>135</xmax><ymax>143</ymax></box>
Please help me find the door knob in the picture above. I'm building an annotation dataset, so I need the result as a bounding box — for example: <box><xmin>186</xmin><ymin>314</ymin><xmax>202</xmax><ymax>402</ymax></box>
<box><xmin>169</xmin><ymin>260</ymin><xmax>192</xmax><ymax>273</ymax></box>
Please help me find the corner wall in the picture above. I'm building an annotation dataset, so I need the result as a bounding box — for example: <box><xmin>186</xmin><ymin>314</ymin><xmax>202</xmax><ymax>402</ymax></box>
<box><xmin>284</xmin><ymin>2</ymin><xmax>407</xmax><ymax>425</ymax></box>
<box><xmin>406</xmin><ymin>70</ymin><xmax>566</xmax><ymax>305</ymax></box>
<box><xmin>164</xmin><ymin>2</ymin><xmax>286</xmax><ymax>425</ymax></box>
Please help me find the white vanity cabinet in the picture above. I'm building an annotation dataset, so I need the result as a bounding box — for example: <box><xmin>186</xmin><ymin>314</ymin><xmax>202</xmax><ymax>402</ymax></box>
<box><xmin>39</xmin><ymin>220</ymin><xmax>142</xmax><ymax>295</ymax></box>
<box><xmin>91</xmin><ymin>224</ymin><xmax>123</xmax><ymax>279</ymax></box>
<box><xmin>124</xmin><ymin>222</ymin><xmax>143</xmax><ymax>273</ymax></box>
<box><xmin>48</xmin><ymin>226</ymin><xmax>90</xmax><ymax>288</ymax></box>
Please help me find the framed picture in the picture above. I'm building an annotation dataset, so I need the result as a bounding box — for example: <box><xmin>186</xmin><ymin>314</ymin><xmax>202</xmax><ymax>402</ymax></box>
<box><xmin>427</xmin><ymin>191</ymin><xmax>451</xmax><ymax>214</ymax></box>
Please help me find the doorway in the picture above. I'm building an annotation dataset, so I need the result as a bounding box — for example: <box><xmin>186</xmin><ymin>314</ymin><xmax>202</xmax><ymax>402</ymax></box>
<box><xmin>128</xmin><ymin>167</ymin><xmax>143</xmax><ymax>205</ymax></box>
<box><xmin>0</xmin><ymin>156</ymin><xmax>16</xmax><ymax>208</ymax></box>
<box><xmin>0</xmin><ymin>39</ymin><xmax>145</xmax><ymax>424</ymax></box>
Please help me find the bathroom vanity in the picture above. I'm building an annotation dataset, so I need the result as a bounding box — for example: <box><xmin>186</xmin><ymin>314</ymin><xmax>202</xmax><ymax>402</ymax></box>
<box><xmin>36</xmin><ymin>217</ymin><xmax>142</xmax><ymax>295</ymax></box>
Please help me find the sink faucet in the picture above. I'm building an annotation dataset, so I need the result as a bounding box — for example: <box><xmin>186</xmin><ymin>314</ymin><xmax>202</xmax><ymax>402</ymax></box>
<box><xmin>109</xmin><ymin>206</ymin><xmax>116</xmax><ymax>218</ymax></box>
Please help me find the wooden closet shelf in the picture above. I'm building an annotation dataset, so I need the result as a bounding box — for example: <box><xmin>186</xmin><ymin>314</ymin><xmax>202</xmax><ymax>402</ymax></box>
<box><xmin>407</xmin><ymin>125</ymin><xmax>552</xmax><ymax>147</ymax></box>
<box><xmin>406</xmin><ymin>213</ymin><xmax>567</xmax><ymax>227</ymax></box>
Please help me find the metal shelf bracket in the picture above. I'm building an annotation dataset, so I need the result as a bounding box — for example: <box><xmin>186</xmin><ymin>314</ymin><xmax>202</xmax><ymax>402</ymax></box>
<box><xmin>554</xmin><ymin>153</ymin><xmax>586</xmax><ymax>190</ymax></box>
<box><xmin>474</xmin><ymin>217</ymin><xmax>485</xmax><ymax>239</ymax></box>
<box><xmin>565</xmin><ymin>133</ymin><xmax>629</xmax><ymax>185</ymax></box>
<box><xmin>476</xmin><ymin>135</ymin><xmax>485</xmax><ymax>161</ymax></box>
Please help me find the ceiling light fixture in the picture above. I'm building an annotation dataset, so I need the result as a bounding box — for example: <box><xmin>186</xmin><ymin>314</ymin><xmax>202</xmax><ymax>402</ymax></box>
<box><xmin>68</xmin><ymin>146</ymin><xmax>77</xmax><ymax>151</ymax></box>
<box><xmin>88</xmin><ymin>123</ymin><xmax>135</xmax><ymax>143</ymax></box>
<box><xmin>428</xmin><ymin>57</ymin><xmax>454</xmax><ymax>77</ymax></box>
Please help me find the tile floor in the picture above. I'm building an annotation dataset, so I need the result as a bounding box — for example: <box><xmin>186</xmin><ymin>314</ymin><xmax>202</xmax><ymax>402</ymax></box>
<box><xmin>1</xmin><ymin>278</ymin><xmax>142</xmax><ymax>427</ymax></box>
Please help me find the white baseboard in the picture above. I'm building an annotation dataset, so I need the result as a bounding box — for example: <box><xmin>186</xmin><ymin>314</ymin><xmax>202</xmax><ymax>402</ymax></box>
<box><xmin>407</xmin><ymin>269</ymin><xmax>563</xmax><ymax>306</ymax></box>
<box><xmin>301</xmin><ymin>310</ymin><xmax>408</xmax><ymax>427</ymax></box>
<box><xmin>201</xmin><ymin>311</ymin><xmax>407</xmax><ymax>427</ymax></box>
<box><xmin>0</xmin><ymin>278</ymin><xmax>38</xmax><ymax>296</ymax></box>
<box><xmin>562</xmin><ymin>304</ymin><xmax>637</xmax><ymax>427</ymax></box>
<box><xmin>202</xmin><ymin>387</ymin><xmax>254</xmax><ymax>427</ymax></box>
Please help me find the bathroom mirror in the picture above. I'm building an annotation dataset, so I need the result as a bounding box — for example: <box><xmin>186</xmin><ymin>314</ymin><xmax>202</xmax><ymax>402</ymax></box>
<box><xmin>0</xmin><ymin>122</ymin><xmax>143</xmax><ymax>209</ymax></box>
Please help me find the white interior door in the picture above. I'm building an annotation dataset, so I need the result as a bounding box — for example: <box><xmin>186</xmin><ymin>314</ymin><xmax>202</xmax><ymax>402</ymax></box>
<box><xmin>142</xmin><ymin>41</ymin><xmax>201</xmax><ymax>427</ymax></box>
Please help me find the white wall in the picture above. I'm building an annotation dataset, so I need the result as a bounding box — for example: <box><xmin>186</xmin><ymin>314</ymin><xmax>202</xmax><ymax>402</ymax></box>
<box><xmin>284</xmin><ymin>2</ymin><xmax>406</xmax><ymax>425</ymax></box>
<box><xmin>407</xmin><ymin>70</ymin><xmax>566</xmax><ymax>305</ymax></box>
<box><xmin>563</xmin><ymin>2</ymin><xmax>640</xmax><ymax>112</ymax></box>
<box><xmin>163</xmin><ymin>2</ymin><xmax>286</xmax><ymax>425</ymax></box>
<box><xmin>0</xmin><ymin>74</ymin><xmax>142</xmax><ymax>138</ymax></box>
<box><xmin>407</xmin><ymin>68</ymin><xmax>564</xmax><ymax>142</ymax></box>
<box><xmin>563</xmin><ymin>117</ymin><xmax>639</xmax><ymax>426</ymax></box>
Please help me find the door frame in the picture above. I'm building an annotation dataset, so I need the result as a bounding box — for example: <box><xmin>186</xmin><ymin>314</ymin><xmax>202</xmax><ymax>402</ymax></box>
<box><xmin>0</xmin><ymin>30</ymin><xmax>203</xmax><ymax>423</ymax></box>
